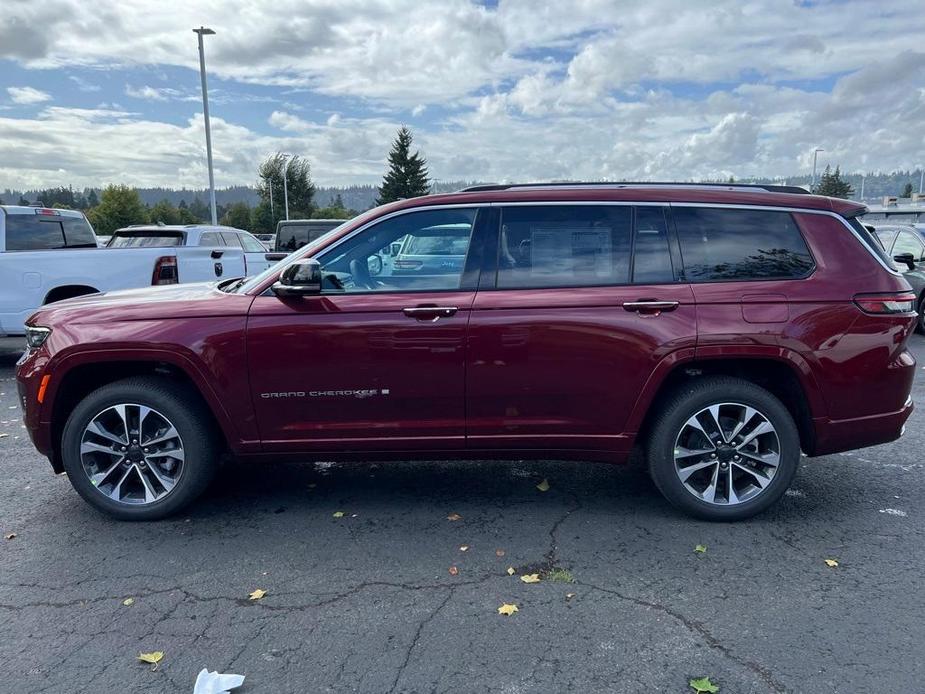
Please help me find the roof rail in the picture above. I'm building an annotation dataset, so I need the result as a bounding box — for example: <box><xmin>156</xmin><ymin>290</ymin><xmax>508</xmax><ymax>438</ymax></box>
<box><xmin>459</xmin><ymin>181</ymin><xmax>811</xmax><ymax>195</ymax></box>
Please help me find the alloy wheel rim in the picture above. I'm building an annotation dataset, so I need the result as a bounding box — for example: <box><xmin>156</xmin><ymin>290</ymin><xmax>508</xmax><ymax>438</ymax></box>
<box><xmin>673</xmin><ymin>402</ymin><xmax>780</xmax><ymax>506</ymax></box>
<box><xmin>79</xmin><ymin>403</ymin><xmax>185</xmax><ymax>505</ymax></box>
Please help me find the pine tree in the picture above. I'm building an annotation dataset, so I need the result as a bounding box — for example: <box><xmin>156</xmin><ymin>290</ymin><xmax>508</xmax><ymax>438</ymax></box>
<box><xmin>376</xmin><ymin>126</ymin><xmax>430</xmax><ymax>205</ymax></box>
<box><xmin>901</xmin><ymin>183</ymin><xmax>914</xmax><ymax>198</ymax></box>
<box><xmin>815</xmin><ymin>165</ymin><xmax>854</xmax><ymax>199</ymax></box>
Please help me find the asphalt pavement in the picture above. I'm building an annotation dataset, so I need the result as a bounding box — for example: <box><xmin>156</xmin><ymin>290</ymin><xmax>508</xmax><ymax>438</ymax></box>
<box><xmin>1</xmin><ymin>338</ymin><xmax>923</xmax><ymax>693</ymax></box>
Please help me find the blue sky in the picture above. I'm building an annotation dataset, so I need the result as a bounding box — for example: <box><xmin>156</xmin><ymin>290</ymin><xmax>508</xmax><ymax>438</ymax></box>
<box><xmin>1</xmin><ymin>0</ymin><xmax>923</xmax><ymax>190</ymax></box>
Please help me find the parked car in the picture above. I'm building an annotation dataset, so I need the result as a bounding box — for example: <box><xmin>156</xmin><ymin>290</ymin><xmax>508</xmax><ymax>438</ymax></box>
<box><xmin>96</xmin><ymin>235</ymin><xmax>112</xmax><ymax>247</ymax></box>
<box><xmin>270</xmin><ymin>219</ymin><xmax>344</xmax><ymax>259</ymax></box>
<box><xmin>868</xmin><ymin>223</ymin><xmax>925</xmax><ymax>332</ymax></box>
<box><xmin>390</xmin><ymin>223</ymin><xmax>469</xmax><ymax>277</ymax></box>
<box><xmin>17</xmin><ymin>183</ymin><xmax>916</xmax><ymax>522</ymax></box>
<box><xmin>0</xmin><ymin>208</ymin><xmax>267</xmax><ymax>338</ymax></box>
<box><xmin>254</xmin><ymin>233</ymin><xmax>275</xmax><ymax>250</ymax></box>
<box><xmin>106</xmin><ymin>224</ymin><xmax>274</xmax><ymax>277</ymax></box>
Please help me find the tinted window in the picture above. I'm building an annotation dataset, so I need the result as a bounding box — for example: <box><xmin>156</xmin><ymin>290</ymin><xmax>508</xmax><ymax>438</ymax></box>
<box><xmin>633</xmin><ymin>207</ymin><xmax>673</xmax><ymax>283</ymax></box>
<box><xmin>318</xmin><ymin>209</ymin><xmax>476</xmax><ymax>292</ymax></box>
<box><xmin>675</xmin><ymin>208</ymin><xmax>814</xmax><ymax>281</ymax></box>
<box><xmin>60</xmin><ymin>216</ymin><xmax>97</xmax><ymax>247</ymax></box>
<box><xmin>199</xmin><ymin>232</ymin><xmax>223</xmax><ymax>246</ymax></box>
<box><xmin>4</xmin><ymin>215</ymin><xmax>66</xmax><ymax>250</ymax></box>
<box><xmin>109</xmin><ymin>231</ymin><xmax>184</xmax><ymax>247</ymax></box>
<box><xmin>497</xmin><ymin>206</ymin><xmax>632</xmax><ymax>288</ymax></box>
<box><xmin>276</xmin><ymin>222</ymin><xmax>341</xmax><ymax>252</ymax></box>
<box><xmin>239</xmin><ymin>233</ymin><xmax>265</xmax><ymax>252</ymax></box>
<box><xmin>893</xmin><ymin>230</ymin><xmax>925</xmax><ymax>261</ymax></box>
<box><xmin>849</xmin><ymin>218</ymin><xmax>895</xmax><ymax>267</ymax></box>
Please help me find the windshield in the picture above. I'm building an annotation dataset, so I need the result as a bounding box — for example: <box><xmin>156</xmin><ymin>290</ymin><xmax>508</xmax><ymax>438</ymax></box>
<box><xmin>108</xmin><ymin>231</ymin><xmax>184</xmax><ymax>247</ymax></box>
<box><xmin>234</xmin><ymin>223</ymin><xmax>349</xmax><ymax>293</ymax></box>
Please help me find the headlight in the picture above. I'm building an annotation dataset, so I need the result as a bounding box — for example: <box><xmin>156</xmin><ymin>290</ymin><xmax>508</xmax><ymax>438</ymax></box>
<box><xmin>25</xmin><ymin>326</ymin><xmax>52</xmax><ymax>350</ymax></box>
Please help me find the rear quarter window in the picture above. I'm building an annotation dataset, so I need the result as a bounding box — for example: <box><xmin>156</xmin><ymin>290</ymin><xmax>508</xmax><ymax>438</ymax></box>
<box><xmin>674</xmin><ymin>207</ymin><xmax>814</xmax><ymax>281</ymax></box>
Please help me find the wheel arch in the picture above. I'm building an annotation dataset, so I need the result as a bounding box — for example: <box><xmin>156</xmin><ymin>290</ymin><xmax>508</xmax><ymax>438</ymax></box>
<box><xmin>43</xmin><ymin>285</ymin><xmax>100</xmax><ymax>305</ymax></box>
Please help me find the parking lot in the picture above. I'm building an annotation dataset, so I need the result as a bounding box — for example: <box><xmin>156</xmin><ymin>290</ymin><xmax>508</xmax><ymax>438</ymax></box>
<box><xmin>0</xmin><ymin>338</ymin><xmax>922</xmax><ymax>694</ymax></box>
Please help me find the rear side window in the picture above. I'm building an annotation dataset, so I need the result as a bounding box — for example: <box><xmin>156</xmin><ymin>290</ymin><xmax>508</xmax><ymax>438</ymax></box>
<box><xmin>632</xmin><ymin>207</ymin><xmax>674</xmax><ymax>283</ymax></box>
<box><xmin>674</xmin><ymin>207</ymin><xmax>814</xmax><ymax>281</ymax></box>
<box><xmin>498</xmin><ymin>205</ymin><xmax>632</xmax><ymax>288</ymax></box>
<box><xmin>4</xmin><ymin>213</ymin><xmax>96</xmax><ymax>251</ymax></box>
<box><xmin>200</xmin><ymin>232</ymin><xmax>223</xmax><ymax>246</ymax></box>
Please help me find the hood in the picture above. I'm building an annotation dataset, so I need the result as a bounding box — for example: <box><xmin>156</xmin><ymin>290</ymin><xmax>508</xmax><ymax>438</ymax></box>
<box><xmin>28</xmin><ymin>281</ymin><xmax>253</xmax><ymax>330</ymax></box>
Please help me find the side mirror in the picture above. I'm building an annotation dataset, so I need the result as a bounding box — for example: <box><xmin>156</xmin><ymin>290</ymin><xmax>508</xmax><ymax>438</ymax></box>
<box><xmin>894</xmin><ymin>253</ymin><xmax>916</xmax><ymax>272</ymax></box>
<box><xmin>272</xmin><ymin>259</ymin><xmax>322</xmax><ymax>297</ymax></box>
<box><xmin>368</xmin><ymin>254</ymin><xmax>383</xmax><ymax>276</ymax></box>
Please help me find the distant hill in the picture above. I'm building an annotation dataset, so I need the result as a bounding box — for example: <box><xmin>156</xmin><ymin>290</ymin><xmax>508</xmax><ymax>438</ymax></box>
<box><xmin>3</xmin><ymin>172</ymin><xmax>922</xmax><ymax>210</ymax></box>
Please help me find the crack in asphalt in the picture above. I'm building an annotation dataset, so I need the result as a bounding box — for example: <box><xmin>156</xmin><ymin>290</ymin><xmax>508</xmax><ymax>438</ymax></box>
<box><xmin>387</xmin><ymin>588</ymin><xmax>455</xmax><ymax>694</ymax></box>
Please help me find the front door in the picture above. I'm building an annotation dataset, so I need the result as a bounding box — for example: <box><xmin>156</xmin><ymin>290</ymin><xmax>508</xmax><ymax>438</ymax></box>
<box><xmin>466</xmin><ymin>204</ymin><xmax>697</xmax><ymax>453</ymax></box>
<box><xmin>247</xmin><ymin>206</ymin><xmax>486</xmax><ymax>452</ymax></box>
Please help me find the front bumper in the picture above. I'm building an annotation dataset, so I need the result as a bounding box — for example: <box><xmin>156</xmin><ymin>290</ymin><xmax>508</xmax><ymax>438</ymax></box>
<box><xmin>15</xmin><ymin>346</ymin><xmax>56</xmax><ymax>469</ymax></box>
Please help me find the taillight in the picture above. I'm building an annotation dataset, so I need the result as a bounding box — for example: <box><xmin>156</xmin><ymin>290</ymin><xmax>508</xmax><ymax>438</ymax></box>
<box><xmin>394</xmin><ymin>259</ymin><xmax>422</xmax><ymax>270</ymax></box>
<box><xmin>853</xmin><ymin>292</ymin><xmax>916</xmax><ymax>314</ymax></box>
<box><xmin>152</xmin><ymin>256</ymin><xmax>178</xmax><ymax>285</ymax></box>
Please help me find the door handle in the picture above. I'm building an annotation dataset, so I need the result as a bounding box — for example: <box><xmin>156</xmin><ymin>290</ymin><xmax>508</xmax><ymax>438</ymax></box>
<box><xmin>402</xmin><ymin>306</ymin><xmax>459</xmax><ymax>322</ymax></box>
<box><xmin>211</xmin><ymin>250</ymin><xmax>224</xmax><ymax>259</ymax></box>
<box><xmin>622</xmin><ymin>300</ymin><xmax>679</xmax><ymax>316</ymax></box>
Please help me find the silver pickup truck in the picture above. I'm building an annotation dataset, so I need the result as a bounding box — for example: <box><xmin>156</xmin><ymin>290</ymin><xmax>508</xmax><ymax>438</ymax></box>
<box><xmin>0</xmin><ymin>205</ymin><xmax>273</xmax><ymax>337</ymax></box>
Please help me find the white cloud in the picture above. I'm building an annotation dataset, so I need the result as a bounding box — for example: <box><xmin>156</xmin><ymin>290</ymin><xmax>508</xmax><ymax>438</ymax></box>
<box><xmin>7</xmin><ymin>86</ymin><xmax>52</xmax><ymax>104</ymax></box>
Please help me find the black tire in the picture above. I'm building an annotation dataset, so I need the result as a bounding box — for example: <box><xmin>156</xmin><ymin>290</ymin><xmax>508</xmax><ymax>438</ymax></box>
<box><xmin>646</xmin><ymin>376</ymin><xmax>800</xmax><ymax>521</ymax></box>
<box><xmin>916</xmin><ymin>296</ymin><xmax>925</xmax><ymax>335</ymax></box>
<box><xmin>61</xmin><ymin>376</ymin><xmax>220</xmax><ymax>521</ymax></box>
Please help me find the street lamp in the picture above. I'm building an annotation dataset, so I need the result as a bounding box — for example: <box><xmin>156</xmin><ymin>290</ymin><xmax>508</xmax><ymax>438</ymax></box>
<box><xmin>193</xmin><ymin>27</ymin><xmax>217</xmax><ymax>225</ymax></box>
<box><xmin>280</xmin><ymin>153</ymin><xmax>290</xmax><ymax>220</ymax></box>
<box><xmin>811</xmin><ymin>148</ymin><xmax>824</xmax><ymax>192</ymax></box>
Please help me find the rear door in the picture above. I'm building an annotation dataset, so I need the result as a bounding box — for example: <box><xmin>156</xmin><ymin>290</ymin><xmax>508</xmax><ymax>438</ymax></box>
<box><xmin>466</xmin><ymin>204</ymin><xmax>696</xmax><ymax>453</ymax></box>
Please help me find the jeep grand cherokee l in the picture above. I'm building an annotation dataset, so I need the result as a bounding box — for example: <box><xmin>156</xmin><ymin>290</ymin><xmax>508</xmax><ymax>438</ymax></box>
<box><xmin>16</xmin><ymin>183</ymin><xmax>916</xmax><ymax>521</ymax></box>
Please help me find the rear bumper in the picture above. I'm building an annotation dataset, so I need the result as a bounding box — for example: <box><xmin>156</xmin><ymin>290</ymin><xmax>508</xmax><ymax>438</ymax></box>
<box><xmin>810</xmin><ymin>396</ymin><xmax>914</xmax><ymax>456</ymax></box>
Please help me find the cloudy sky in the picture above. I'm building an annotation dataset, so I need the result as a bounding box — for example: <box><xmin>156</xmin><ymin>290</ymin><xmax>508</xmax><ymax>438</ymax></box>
<box><xmin>1</xmin><ymin>0</ymin><xmax>924</xmax><ymax>191</ymax></box>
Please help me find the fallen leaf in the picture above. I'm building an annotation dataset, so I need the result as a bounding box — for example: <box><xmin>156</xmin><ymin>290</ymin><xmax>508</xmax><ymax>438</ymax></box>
<box><xmin>495</xmin><ymin>549</ymin><xmax>505</xmax><ymax>557</ymax></box>
<box><xmin>3</xmin><ymin>533</ymin><xmax>15</xmax><ymax>540</ymax></box>
<box><xmin>694</xmin><ymin>544</ymin><xmax>707</xmax><ymax>554</ymax></box>
<box><xmin>497</xmin><ymin>603</ymin><xmax>518</xmax><ymax>616</ymax></box>
<box><xmin>332</xmin><ymin>511</ymin><xmax>344</xmax><ymax>518</ymax></box>
<box><xmin>566</xmin><ymin>592</ymin><xmax>576</xmax><ymax>601</ymax></box>
<box><xmin>138</xmin><ymin>651</ymin><xmax>164</xmax><ymax>670</ymax></box>
<box><xmin>520</xmin><ymin>573</ymin><xmax>541</xmax><ymax>584</ymax></box>
<box><xmin>506</xmin><ymin>567</ymin><xmax>516</xmax><ymax>576</ymax></box>
<box><xmin>447</xmin><ymin>513</ymin><xmax>462</xmax><ymax>521</ymax></box>
<box><xmin>689</xmin><ymin>676</ymin><xmax>719</xmax><ymax>693</ymax></box>
<box><xmin>0</xmin><ymin>433</ymin><xmax>8</xmax><ymax>439</ymax></box>
<box><xmin>825</xmin><ymin>558</ymin><xmax>839</xmax><ymax>568</ymax></box>
<box><xmin>536</xmin><ymin>479</ymin><xmax>550</xmax><ymax>492</ymax></box>
<box><xmin>248</xmin><ymin>588</ymin><xmax>267</xmax><ymax>601</ymax></box>
<box><xmin>459</xmin><ymin>545</ymin><xmax>469</xmax><ymax>552</ymax></box>
<box><xmin>448</xmin><ymin>566</ymin><xmax>459</xmax><ymax>576</ymax></box>
<box><xmin>122</xmin><ymin>598</ymin><xmax>134</xmax><ymax>606</ymax></box>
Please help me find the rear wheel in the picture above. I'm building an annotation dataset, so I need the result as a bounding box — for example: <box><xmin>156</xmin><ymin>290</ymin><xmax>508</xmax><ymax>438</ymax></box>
<box><xmin>61</xmin><ymin>377</ymin><xmax>219</xmax><ymax>520</ymax></box>
<box><xmin>646</xmin><ymin>376</ymin><xmax>800</xmax><ymax>521</ymax></box>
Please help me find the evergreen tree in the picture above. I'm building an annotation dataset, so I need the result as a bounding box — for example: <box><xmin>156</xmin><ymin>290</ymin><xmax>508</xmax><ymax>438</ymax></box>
<box><xmin>376</xmin><ymin>126</ymin><xmax>430</xmax><ymax>205</ymax></box>
<box><xmin>86</xmin><ymin>185</ymin><xmax>148</xmax><ymax>235</ymax></box>
<box><xmin>815</xmin><ymin>165</ymin><xmax>854</xmax><ymax>199</ymax></box>
<box><xmin>257</xmin><ymin>153</ymin><xmax>316</xmax><ymax>218</ymax></box>
<box><xmin>86</xmin><ymin>189</ymin><xmax>99</xmax><ymax>208</ymax></box>
<box><xmin>188</xmin><ymin>197</ymin><xmax>210</xmax><ymax>221</ymax></box>
<box><xmin>221</xmin><ymin>202</ymin><xmax>252</xmax><ymax>230</ymax></box>
<box><xmin>149</xmin><ymin>199</ymin><xmax>182</xmax><ymax>225</ymax></box>
<box><xmin>901</xmin><ymin>183</ymin><xmax>914</xmax><ymax>198</ymax></box>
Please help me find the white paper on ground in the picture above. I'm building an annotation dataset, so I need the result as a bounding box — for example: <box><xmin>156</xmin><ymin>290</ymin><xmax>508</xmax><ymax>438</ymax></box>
<box><xmin>193</xmin><ymin>668</ymin><xmax>245</xmax><ymax>694</ymax></box>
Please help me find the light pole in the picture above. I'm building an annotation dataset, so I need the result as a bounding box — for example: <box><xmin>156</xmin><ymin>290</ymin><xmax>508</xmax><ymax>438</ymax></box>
<box><xmin>194</xmin><ymin>27</ymin><xmax>217</xmax><ymax>225</ymax></box>
<box><xmin>859</xmin><ymin>173</ymin><xmax>865</xmax><ymax>200</ymax></box>
<box><xmin>281</xmin><ymin>154</ymin><xmax>290</xmax><ymax>220</ymax></box>
<box><xmin>919</xmin><ymin>167</ymin><xmax>923</xmax><ymax>196</ymax></box>
<box><xmin>811</xmin><ymin>148</ymin><xmax>824</xmax><ymax>192</ymax></box>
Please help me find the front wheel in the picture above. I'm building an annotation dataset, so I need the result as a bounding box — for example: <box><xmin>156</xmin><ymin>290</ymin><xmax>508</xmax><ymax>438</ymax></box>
<box><xmin>646</xmin><ymin>376</ymin><xmax>800</xmax><ymax>521</ymax></box>
<box><xmin>61</xmin><ymin>376</ymin><xmax>220</xmax><ymax>521</ymax></box>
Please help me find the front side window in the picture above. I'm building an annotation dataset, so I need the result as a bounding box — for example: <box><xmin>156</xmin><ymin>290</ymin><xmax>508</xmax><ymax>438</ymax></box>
<box><xmin>317</xmin><ymin>208</ymin><xmax>477</xmax><ymax>292</ymax></box>
<box><xmin>4</xmin><ymin>216</ymin><xmax>66</xmax><ymax>251</ymax></box>
<box><xmin>674</xmin><ymin>207</ymin><xmax>814</xmax><ymax>281</ymax></box>
<box><xmin>892</xmin><ymin>230</ymin><xmax>925</xmax><ymax>261</ymax></box>
<box><xmin>239</xmin><ymin>233</ymin><xmax>265</xmax><ymax>252</ymax></box>
<box><xmin>497</xmin><ymin>205</ymin><xmax>632</xmax><ymax>288</ymax></box>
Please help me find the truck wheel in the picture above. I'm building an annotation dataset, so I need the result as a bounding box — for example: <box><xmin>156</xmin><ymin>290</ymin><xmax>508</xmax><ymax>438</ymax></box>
<box><xmin>646</xmin><ymin>376</ymin><xmax>800</xmax><ymax>521</ymax></box>
<box><xmin>61</xmin><ymin>376</ymin><xmax>219</xmax><ymax>521</ymax></box>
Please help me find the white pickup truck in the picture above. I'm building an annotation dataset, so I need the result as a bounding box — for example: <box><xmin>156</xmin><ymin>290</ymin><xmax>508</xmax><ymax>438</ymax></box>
<box><xmin>0</xmin><ymin>205</ymin><xmax>274</xmax><ymax>337</ymax></box>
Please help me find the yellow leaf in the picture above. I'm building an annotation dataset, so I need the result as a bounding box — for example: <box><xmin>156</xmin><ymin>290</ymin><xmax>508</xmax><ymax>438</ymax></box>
<box><xmin>447</xmin><ymin>513</ymin><xmax>462</xmax><ymax>521</ymax></box>
<box><xmin>137</xmin><ymin>651</ymin><xmax>164</xmax><ymax>670</ymax></box>
<box><xmin>694</xmin><ymin>544</ymin><xmax>707</xmax><ymax>553</ymax></box>
<box><xmin>248</xmin><ymin>588</ymin><xmax>267</xmax><ymax>601</ymax></box>
<box><xmin>448</xmin><ymin>566</ymin><xmax>459</xmax><ymax>576</ymax></box>
<box><xmin>332</xmin><ymin>511</ymin><xmax>344</xmax><ymax>518</ymax></box>
<box><xmin>506</xmin><ymin>567</ymin><xmax>516</xmax><ymax>576</ymax></box>
<box><xmin>497</xmin><ymin>603</ymin><xmax>518</xmax><ymax>616</ymax></box>
<box><xmin>459</xmin><ymin>545</ymin><xmax>469</xmax><ymax>552</ymax></box>
<box><xmin>536</xmin><ymin>479</ymin><xmax>550</xmax><ymax>492</ymax></box>
<box><xmin>122</xmin><ymin>598</ymin><xmax>134</xmax><ymax>607</ymax></box>
<box><xmin>825</xmin><ymin>558</ymin><xmax>839</xmax><ymax>568</ymax></box>
<box><xmin>566</xmin><ymin>592</ymin><xmax>576</xmax><ymax>600</ymax></box>
<box><xmin>520</xmin><ymin>573</ymin><xmax>541</xmax><ymax>584</ymax></box>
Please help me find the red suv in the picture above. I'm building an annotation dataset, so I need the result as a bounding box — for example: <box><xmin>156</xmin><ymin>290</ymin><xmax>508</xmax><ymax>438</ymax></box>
<box><xmin>16</xmin><ymin>183</ymin><xmax>917</xmax><ymax>521</ymax></box>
